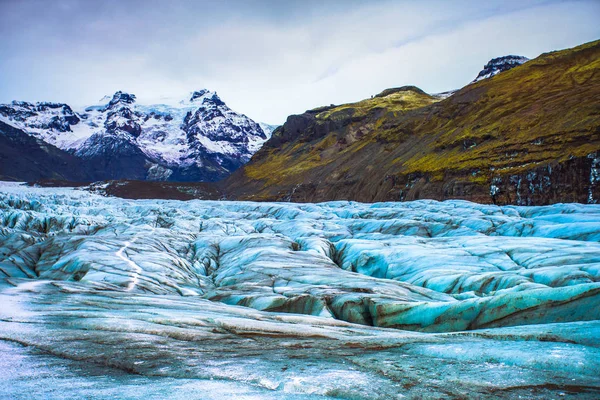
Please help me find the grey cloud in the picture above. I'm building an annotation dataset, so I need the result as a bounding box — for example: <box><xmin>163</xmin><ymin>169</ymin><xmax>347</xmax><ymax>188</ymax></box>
<box><xmin>0</xmin><ymin>0</ymin><xmax>598</xmax><ymax>123</ymax></box>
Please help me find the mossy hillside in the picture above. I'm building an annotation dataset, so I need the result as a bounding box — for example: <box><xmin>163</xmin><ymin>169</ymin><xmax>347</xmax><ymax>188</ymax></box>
<box><xmin>315</xmin><ymin>88</ymin><xmax>439</xmax><ymax>120</ymax></box>
<box><xmin>228</xmin><ymin>39</ymin><xmax>600</xmax><ymax>202</ymax></box>
<box><xmin>393</xmin><ymin>40</ymin><xmax>600</xmax><ymax>177</ymax></box>
<box><xmin>244</xmin><ymin>87</ymin><xmax>437</xmax><ymax>186</ymax></box>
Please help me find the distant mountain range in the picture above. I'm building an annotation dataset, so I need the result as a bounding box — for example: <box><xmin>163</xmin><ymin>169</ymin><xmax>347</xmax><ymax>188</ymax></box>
<box><xmin>0</xmin><ymin>90</ymin><xmax>274</xmax><ymax>181</ymax></box>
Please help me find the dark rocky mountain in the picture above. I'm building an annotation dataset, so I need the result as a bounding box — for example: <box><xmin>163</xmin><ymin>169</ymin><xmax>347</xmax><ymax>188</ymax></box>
<box><xmin>223</xmin><ymin>40</ymin><xmax>600</xmax><ymax>205</ymax></box>
<box><xmin>75</xmin><ymin>132</ymin><xmax>152</xmax><ymax>180</ymax></box>
<box><xmin>0</xmin><ymin>120</ymin><xmax>91</xmax><ymax>181</ymax></box>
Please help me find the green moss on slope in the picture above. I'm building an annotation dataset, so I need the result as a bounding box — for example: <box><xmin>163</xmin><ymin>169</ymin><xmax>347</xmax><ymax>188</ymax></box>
<box><xmin>228</xmin><ymin>40</ymin><xmax>600</xmax><ymax>203</ymax></box>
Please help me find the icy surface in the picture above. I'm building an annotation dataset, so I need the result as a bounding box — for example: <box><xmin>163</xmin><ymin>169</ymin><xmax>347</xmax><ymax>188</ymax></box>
<box><xmin>1</xmin><ymin>182</ymin><xmax>599</xmax><ymax>398</ymax></box>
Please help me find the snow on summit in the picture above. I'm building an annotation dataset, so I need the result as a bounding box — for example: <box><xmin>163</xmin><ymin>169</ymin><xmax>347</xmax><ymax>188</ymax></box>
<box><xmin>472</xmin><ymin>55</ymin><xmax>529</xmax><ymax>82</ymax></box>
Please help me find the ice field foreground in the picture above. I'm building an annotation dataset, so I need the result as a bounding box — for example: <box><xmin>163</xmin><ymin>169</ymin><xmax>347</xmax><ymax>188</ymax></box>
<box><xmin>1</xmin><ymin>182</ymin><xmax>600</xmax><ymax>399</ymax></box>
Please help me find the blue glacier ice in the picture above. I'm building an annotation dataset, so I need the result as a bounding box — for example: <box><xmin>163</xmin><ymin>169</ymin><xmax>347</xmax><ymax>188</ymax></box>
<box><xmin>0</xmin><ymin>182</ymin><xmax>599</xmax><ymax>399</ymax></box>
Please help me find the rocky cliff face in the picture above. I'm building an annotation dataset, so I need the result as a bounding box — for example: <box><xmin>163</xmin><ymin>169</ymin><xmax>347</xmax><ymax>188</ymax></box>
<box><xmin>0</xmin><ymin>90</ymin><xmax>270</xmax><ymax>182</ymax></box>
<box><xmin>224</xmin><ymin>40</ymin><xmax>600</xmax><ymax>205</ymax></box>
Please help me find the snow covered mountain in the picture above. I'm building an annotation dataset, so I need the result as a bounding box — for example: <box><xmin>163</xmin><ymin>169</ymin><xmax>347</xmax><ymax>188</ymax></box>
<box><xmin>472</xmin><ymin>55</ymin><xmax>529</xmax><ymax>82</ymax></box>
<box><xmin>0</xmin><ymin>90</ymin><xmax>273</xmax><ymax>181</ymax></box>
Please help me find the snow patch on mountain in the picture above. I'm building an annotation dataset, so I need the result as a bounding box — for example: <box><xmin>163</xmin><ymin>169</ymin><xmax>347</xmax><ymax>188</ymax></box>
<box><xmin>259</xmin><ymin>122</ymin><xmax>278</xmax><ymax>138</ymax></box>
<box><xmin>432</xmin><ymin>90</ymin><xmax>457</xmax><ymax>100</ymax></box>
<box><xmin>0</xmin><ymin>114</ymin><xmax>21</xmax><ymax>130</ymax></box>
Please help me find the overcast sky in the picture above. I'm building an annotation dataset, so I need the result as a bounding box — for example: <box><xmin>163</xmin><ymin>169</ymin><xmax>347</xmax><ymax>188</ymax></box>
<box><xmin>1</xmin><ymin>0</ymin><xmax>599</xmax><ymax>123</ymax></box>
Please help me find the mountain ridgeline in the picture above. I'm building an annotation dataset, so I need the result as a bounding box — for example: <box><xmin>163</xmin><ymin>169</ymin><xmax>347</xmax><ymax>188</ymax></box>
<box><xmin>224</xmin><ymin>40</ymin><xmax>600</xmax><ymax>205</ymax></box>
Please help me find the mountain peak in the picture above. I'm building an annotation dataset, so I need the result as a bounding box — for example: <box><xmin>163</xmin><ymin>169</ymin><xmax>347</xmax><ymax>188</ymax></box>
<box><xmin>375</xmin><ymin>86</ymin><xmax>429</xmax><ymax>98</ymax></box>
<box><xmin>107</xmin><ymin>91</ymin><xmax>136</xmax><ymax>108</ymax></box>
<box><xmin>473</xmin><ymin>55</ymin><xmax>529</xmax><ymax>83</ymax></box>
<box><xmin>201</xmin><ymin>93</ymin><xmax>225</xmax><ymax>107</ymax></box>
<box><xmin>190</xmin><ymin>89</ymin><xmax>212</xmax><ymax>102</ymax></box>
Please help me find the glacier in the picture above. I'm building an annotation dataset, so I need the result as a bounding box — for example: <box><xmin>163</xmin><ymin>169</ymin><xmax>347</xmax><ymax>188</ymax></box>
<box><xmin>1</xmin><ymin>182</ymin><xmax>599</xmax><ymax>399</ymax></box>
